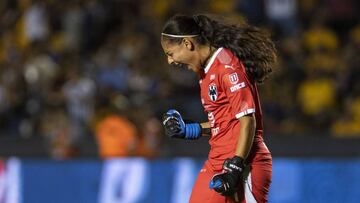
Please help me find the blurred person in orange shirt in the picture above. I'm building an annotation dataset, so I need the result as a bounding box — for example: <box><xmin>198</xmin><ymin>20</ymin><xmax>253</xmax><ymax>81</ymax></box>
<box><xmin>94</xmin><ymin>97</ymin><xmax>137</xmax><ymax>158</ymax></box>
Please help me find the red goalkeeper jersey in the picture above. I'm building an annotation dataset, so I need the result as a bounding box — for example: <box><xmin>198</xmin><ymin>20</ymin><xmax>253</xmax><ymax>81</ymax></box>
<box><xmin>199</xmin><ymin>47</ymin><xmax>268</xmax><ymax>171</ymax></box>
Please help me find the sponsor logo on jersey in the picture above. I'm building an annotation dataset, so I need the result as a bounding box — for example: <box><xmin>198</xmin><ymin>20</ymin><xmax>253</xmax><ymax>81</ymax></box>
<box><xmin>208</xmin><ymin>112</ymin><xmax>215</xmax><ymax>127</ymax></box>
<box><xmin>207</xmin><ymin>112</ymin><xmax>220</xmax><ymax>136</ymax></box>
<box><xmin>208</xmin><ymin>84</ymin><xmax>218</xmax><ymax>102</ymax></box>
<box><xmin>230</xmin><ymin>82</ymin><xmax>245</xmax><ymax>92</ymax></box>
<box><xmin>212</xmin><ymin>127</ymin><xmax>220</xmax><ymax>136</ymax></box>
<box><xmin>229</xmin><ymin>73</ymin><xmax>239</xmax><ymax>84</ymax></box>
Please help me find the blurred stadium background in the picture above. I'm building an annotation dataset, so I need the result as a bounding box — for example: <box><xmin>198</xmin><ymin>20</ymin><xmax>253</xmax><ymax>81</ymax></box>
<box><xmin>0</xmin><ymin>0</ymin><xmax>359</xmax><ymax>202</ymax></box>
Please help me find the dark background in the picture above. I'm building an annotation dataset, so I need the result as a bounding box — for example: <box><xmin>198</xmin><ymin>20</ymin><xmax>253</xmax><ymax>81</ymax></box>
<box><xmin>0</xmin><ymin>0</ymin><xmax>359</xmax><ymax>158</ymax></box>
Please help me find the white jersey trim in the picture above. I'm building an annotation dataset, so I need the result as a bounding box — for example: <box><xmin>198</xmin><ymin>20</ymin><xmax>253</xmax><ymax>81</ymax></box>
<box><xmin>235</xmin><ymin>108</ymin><xmax>255</xmax><ymax>119</ymax></box>
<box><xmin>204</xmin><ymin>48</ymin><xmax>223</xmax><ymax>74</ymax></box>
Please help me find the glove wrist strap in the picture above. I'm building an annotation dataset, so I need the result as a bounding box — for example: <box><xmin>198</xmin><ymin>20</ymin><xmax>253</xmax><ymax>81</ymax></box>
<box><xmin>232</xmin><ymin>156</ymin><xmax>245</xmax><ymax>166</ymax></box>
<box><xmin>184</xmin><ymin>123</ymin><xmax>202</xmax><ymax>139</ymax></box>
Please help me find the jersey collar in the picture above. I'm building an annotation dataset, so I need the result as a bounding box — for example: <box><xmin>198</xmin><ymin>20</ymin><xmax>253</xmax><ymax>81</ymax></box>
<box><xmin>204</xmin><ymin>47</ymin><xmax>223</xmax><ymax>74</ymax></box>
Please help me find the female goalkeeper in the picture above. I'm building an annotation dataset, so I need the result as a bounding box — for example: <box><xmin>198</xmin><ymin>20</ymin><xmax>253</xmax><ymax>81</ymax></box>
<box><xmin>161</xmin><ymin>14</ymin><xmax>276</xmax><ymax>203</ymax></box>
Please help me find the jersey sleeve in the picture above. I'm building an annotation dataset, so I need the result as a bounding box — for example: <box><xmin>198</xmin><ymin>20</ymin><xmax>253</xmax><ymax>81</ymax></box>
<box><xmin>220</xmin><ymin>67</ymin><xmax>256</xmax><ymax>119</ymax></box>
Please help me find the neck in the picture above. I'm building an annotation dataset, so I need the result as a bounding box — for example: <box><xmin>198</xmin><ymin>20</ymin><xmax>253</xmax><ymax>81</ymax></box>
<box><xmin>200</xmin><ymin>45</ymin><xmax>216</xmax><ymax>69</ymax></box>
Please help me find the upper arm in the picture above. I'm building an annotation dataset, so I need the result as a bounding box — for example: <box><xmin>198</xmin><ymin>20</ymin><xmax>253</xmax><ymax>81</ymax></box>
<box><xmin>220</xmin><ymin>68</ymin><xmax>256</xmax><ymax>119</ymax></box>
<box><xmin>238</xmin><ymin>113</ymin><xmax>256</xmax><ymax>129</ymax></box>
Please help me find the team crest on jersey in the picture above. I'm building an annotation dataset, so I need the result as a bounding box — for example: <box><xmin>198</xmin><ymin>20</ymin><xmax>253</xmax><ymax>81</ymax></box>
<box><xmin>208</xmin><ymin>84</ymin><xmax>218</xmax><ymax>102</ymax></box>
<box><xmin>229</xmin><ymin>73</ymin><xmax>239</xmax><ymax>84</ymax></box>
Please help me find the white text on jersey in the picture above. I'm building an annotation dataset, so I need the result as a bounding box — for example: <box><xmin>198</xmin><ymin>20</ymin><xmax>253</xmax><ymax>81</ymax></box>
<box><xmin>230</xmin><ymin>82</ymin><xmax>245</xmax><ymax>92</ymax></box>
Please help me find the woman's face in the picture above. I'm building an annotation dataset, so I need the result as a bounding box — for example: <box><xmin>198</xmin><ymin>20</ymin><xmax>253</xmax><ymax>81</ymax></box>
<box><xmin>161</xmin><ymin>38</ymin><xmax>201</xmax><ymax>73</ymax></box>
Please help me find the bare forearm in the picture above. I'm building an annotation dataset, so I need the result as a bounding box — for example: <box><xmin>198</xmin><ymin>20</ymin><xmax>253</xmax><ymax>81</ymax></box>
<box><xmin>200</xmin><ymin>122</ymin><xmax>211</xmax><ymax>136</ymax></box>
<box><xmin>235</xmin><ymin>114</ymin><xmax>256</xmax><ymax>159</ymax></box>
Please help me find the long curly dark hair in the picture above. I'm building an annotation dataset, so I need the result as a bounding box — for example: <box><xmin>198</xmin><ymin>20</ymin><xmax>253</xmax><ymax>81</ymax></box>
<box><xmin>162</xmin><ymin>14</ymin><xmax>277</xmax><ymax>83</ymax></box>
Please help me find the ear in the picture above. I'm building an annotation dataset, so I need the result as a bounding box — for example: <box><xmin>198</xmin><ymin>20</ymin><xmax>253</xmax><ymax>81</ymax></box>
<box><xmin>182</xmin><ymin>38</ymin><xmax>195</xmax><ymax>51</ymax></box>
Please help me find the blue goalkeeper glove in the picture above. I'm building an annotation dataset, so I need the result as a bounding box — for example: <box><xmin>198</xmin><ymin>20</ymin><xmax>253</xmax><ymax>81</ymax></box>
<box><xmin>209</xmin><ymin>156</ymin><xmax>245</xmax><ymax>196</ymax></box>
<box><xmin>162</xmin><ymin>109</ymin><xmax>202</xmax><ymax>139</ymax></box>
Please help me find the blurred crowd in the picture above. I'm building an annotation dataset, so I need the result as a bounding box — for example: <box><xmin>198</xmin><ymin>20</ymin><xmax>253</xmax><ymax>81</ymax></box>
<box><xmin>0</xmin><ymin>0</ymin><xmax>359</xmax><ymax>159</ymax></box>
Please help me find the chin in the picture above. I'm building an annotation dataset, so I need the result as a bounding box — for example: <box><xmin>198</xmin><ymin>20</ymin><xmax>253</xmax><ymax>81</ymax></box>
<box><xmin>190</xmin><ymin>67</ymin><xmax>202</xmax><ymax>75</ymax></box>
<box><xmin>186</xmin><ymin>65</ymin><xmax>197</xmax><ymax>72</ymax></box>
<box><xmin>189</xmin><ymin>67</ymin><xmax>195</xmax><ymax>72</ymax></box>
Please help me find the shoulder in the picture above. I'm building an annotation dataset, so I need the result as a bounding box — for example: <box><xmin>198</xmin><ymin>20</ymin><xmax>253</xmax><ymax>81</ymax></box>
<box><xmin>214</xmin><ymin>48</ymin><xmax>246</xmax><ymax>75</ymax></box>
<box><xmin>216</xmin><ymin>48</ymin><xmax>234</xmax><ymax>65</ymax></box>
<box><xmin>213</xmin><ymin>52</ymin><xmax>250</xmax><ymax>87</ymax></box>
